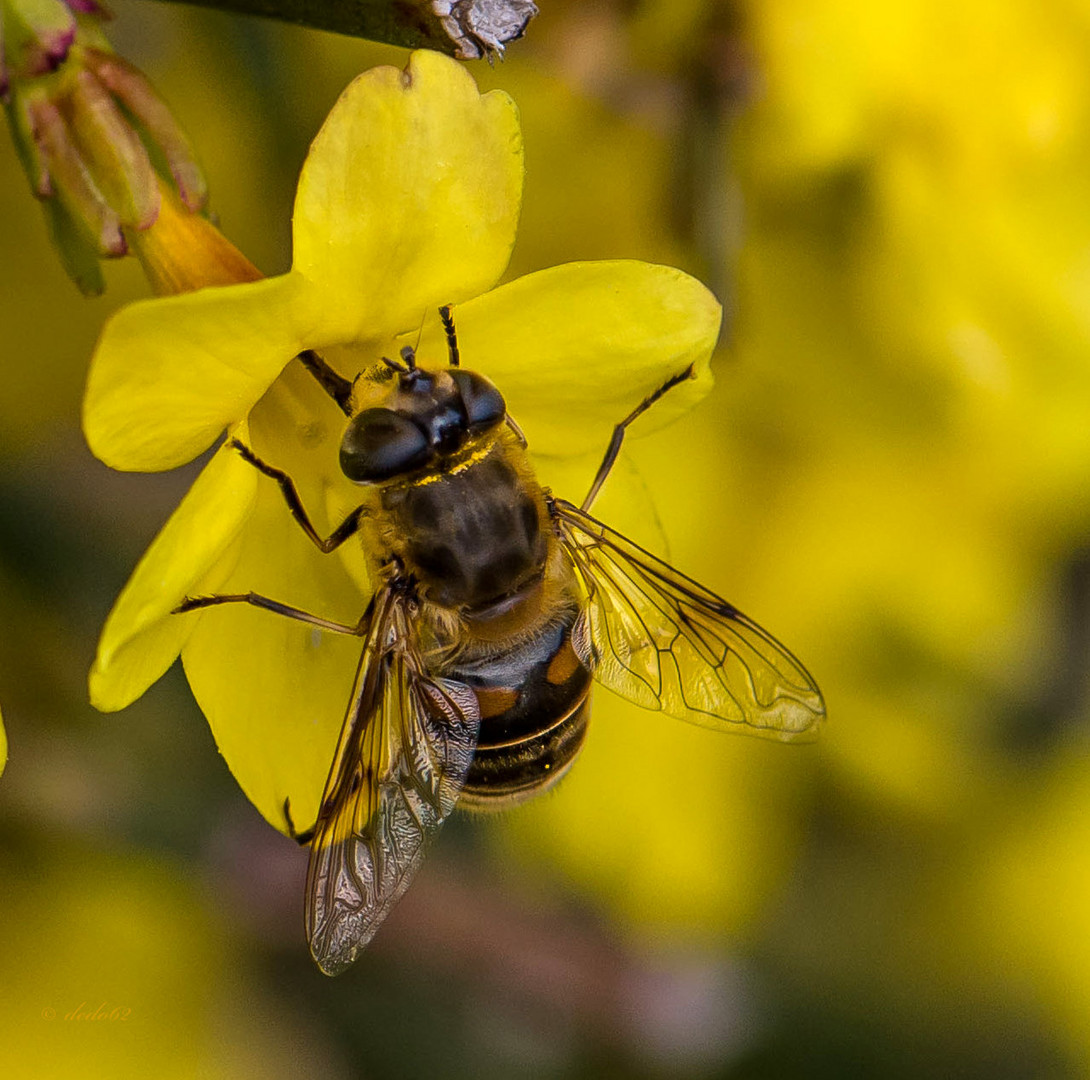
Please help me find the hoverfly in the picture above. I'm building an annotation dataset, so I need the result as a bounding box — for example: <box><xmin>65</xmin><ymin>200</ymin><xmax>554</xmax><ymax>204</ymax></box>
<box><xmin>178</xmin><ymin>307</ymin><xmax>825</xmax><ymax>975</ymax></box>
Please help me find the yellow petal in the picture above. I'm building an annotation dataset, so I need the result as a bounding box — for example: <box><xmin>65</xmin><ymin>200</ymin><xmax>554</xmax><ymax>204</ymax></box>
<box><xmin>180</xmin><ymin>479</ymin><xmax>366</xmax><ymax>835</ymax></box>
<box><xmin>0</xmin><ymin>706</ymin><xmax>6</xmax><ymax>777</ymax></box>
<box><xmin>410</xmin><ymin>260</ymin><xmax>722</xmax><ymax>459</ymax></box>
<box><xmin>90</xmin><ymin>435</ymin><xmax>259</xmax><ymax>712</ymax></box>
<box><xmin>179</xmin><ymin>371</ymin><xmax>372</xmax><ymax>834</ymax></box>
<box><xmin>83</xmin><ymin>273</ymin><xmax>310</xmax><ymax>471</ymax></box>
<box><xmin>291</xmin><ymin>50</ymin><xmax>522</xmax><ymax>343</ymax></box>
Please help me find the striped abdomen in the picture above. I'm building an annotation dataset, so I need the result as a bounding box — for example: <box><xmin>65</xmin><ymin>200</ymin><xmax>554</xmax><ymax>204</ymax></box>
<box><xmin>447</xmin><ymin>603</ymin><xmax>593</xmax><ymax>809</ymax></box>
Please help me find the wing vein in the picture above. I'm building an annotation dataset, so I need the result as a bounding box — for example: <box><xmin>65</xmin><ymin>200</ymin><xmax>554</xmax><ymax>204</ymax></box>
<box><xmin>551</xmin><ymin>497</ymin><xmax>825</xmax><ymax>741</ymax></box>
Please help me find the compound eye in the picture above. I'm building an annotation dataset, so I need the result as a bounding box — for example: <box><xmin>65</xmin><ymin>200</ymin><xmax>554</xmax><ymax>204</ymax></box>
<box><xmin>340</xmin><ymin>408</ymin><xmax>430</xmax><ymax>483</ymax></box>
<box><xmin>450</xmin><ymin>369</ymin><xmax>506</xmax><ymax>432</ymax></box>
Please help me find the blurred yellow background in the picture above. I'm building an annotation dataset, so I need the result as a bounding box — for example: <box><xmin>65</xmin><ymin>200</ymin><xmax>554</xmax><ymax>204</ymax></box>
<box><xmin>3</xmin><ymin>0</ymin><xmax>1090</xmax><ymax>1075</ymax></box>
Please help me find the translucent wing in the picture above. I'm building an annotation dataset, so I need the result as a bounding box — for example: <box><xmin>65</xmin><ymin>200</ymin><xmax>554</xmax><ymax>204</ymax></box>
<box><xmin>304</xmin><ymin>584</ymin><xmax>480</xmax><ymax>975</ymax></box>
<box><xmin>552</xmin><ymin>498</ymin><xmax>825</xmax><ymax>741</ymax></box>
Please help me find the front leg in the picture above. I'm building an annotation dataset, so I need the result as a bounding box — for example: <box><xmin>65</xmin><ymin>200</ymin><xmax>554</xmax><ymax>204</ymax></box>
<box><xmin>230</xmin><ymin>438</ymin><xmax>365</xmax><ymax>553</ymax></box>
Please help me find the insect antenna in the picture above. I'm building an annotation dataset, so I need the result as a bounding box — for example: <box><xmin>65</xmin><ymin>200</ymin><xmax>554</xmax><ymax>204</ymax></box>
<box><xmin>439</xmin><ymin>304</ymin><xmax>460</xmax><ymax>367</ymax></box>
<box><xmin>412</xmin><ymin>309</ymin><xmax>427</xmax><ymax>354</ymax></box>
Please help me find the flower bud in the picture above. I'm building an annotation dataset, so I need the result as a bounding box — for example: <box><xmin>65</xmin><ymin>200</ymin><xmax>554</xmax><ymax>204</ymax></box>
<box><xmin>130</xmin><ymin>183</ymin><xmax>262</xmax><ymax>297</ymax></box>
<box><xmin>1</xmin><ymin>0</ymin><xmax>208</xmax><ymax>294</ymax></box>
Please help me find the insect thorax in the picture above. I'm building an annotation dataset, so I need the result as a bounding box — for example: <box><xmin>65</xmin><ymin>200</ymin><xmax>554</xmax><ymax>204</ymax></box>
<box><xmin>376</xmin><ymin>432</ymin><xmax>550</xmax><ymax>614</ymax></box>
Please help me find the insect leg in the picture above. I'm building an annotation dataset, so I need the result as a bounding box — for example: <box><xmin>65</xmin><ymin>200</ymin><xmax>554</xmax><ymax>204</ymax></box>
<box><xmin>297</xmin><ymin>349</ymin><xmax>354</xmax><ymax>415</ymax></box>
<box><xmin>230</xmin><ymin>439</ymin><xmax>365</xmax><ymax>553</ymax></box>
<box><xmin>580</xmin><ymin>364</ymin><xmax>697</xmax><ymax>512</ymax></box>
<box><xmin>439</xmin><ymin>304</ymin><xmax>460</xmax><ymax>367</ymax></box>
<box><xmin>174</xmin><ymin>591</ymin><xmax>368</xmax><ymax>635</ymax></box>
<box><xmin>283</xmin><ymin>798</ymin><xmax>315</xmax><ymax>845</ymax></box>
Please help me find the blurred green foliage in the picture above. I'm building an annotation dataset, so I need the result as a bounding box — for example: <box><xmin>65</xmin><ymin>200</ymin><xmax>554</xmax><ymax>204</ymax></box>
<box><xmin>2</xmin><ymin>0</ymin><xmax>1089</xmax><ymax>1076</ymax></box>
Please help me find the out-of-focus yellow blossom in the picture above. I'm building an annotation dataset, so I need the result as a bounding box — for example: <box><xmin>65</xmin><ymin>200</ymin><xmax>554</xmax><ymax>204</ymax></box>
<box><xmin>724</xmin><ymin>0</ymin><xmax>1090</xmax><ymax>811</ymax></box>
<box><xmin>708</xmin><ymin>0</ymin><xmax>1090</xmax><ymax>1063</ymax></box>
<box><xmin>82</xmin><ymin>49</ymin><xmax>721</xmax><ymax>836</ymax></box>
<box><xmin>498</xmin><ymin>690</ymin><xmax>817</xmax><ymax>934</ymax></box>
<box><xmin>956</xmin><ymin>760</ymin><xmax>1090</xmax><ymax>1070</ymax></box>
<box><xmin>0</xmin><ymin>843</ymin><xmax>331</xmax><ymax>1079</ymax></box>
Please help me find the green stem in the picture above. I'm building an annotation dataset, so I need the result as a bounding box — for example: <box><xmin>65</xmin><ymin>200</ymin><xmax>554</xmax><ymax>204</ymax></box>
<box><xmin>134</xmin><ymin>0</ymin><xmax>538</xmax><ymax>59</ymax></box>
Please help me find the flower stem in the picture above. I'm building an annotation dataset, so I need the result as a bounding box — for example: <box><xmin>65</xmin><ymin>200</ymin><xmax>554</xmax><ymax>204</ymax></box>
<box><xmin>134</xmin><ymin>0</ymin><xmax>538</xmax><ymax>59</ymax></box>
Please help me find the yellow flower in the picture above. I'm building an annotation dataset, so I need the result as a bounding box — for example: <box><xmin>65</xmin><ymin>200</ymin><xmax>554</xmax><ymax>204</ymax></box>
<box><xmin>0</xmin><ymin>705</ymin><xmax>6</xmax><ymax>777</ymax></box>
<box><xmin>82</xmin><ymin>50</ymin><xmax>722</xmax><ymax>834</ymax></box>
